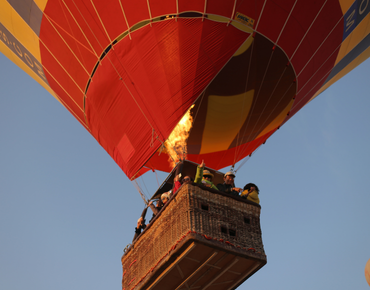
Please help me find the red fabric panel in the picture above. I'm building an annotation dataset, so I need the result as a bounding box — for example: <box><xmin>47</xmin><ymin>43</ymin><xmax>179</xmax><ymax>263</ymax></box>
<box><xmin>133</xmin><ymin>167</ymin><xmax>151</xmax><ymax>179</ymax></box>
<box><xmin>206</xmin><ymin>0</ymin><xmax>234</xmax><ymax>18</ymax></box>
<box><xmin>40</xmin><ymin>11</ymin><xmax>94</xmax><ymax>101</ymax></box>
<box><xmin>42</xmin><ymin>1</ymin><xmax>98</xmax><ymax>70</ymax></box>
<box><xmin>289</xmin><ymin>2</ymin><xmax>342</xmax><ymax>77</ymax></box>
<box><xmin>88</xmin><ymin>0</ymin><xmax>130</xmax><ymax>41</ymax></box>
<box><xmin>149</xmin><ymin>0</ymin><xmax>177</xmax><ymax>18</ymax></box>
<box><xmin>276</xmin><ymin>1</ymin><xmax>327</xmax><ymax>58</ymax></box>
<box><xmin>178</xmin><ymin>0</ymin><xmax>204</xmax><ymax>13</ymax></box>
<box><xmin>120</xmin><ymin>0</ymin><xmax>150</xmax><ymax>28</ymax></box>
<box><xmin>256</xmin><ymin>0</ymin><xmax>296</xmax><ymax>43</ymax></box>
<box><xmin>39</xmin><ymin>41</ymin><xmax>85</xmax><ymax>111</ymax></box>
<box><xmin>45</xmin><ymin>0</ymin><xmax>111</xmax><ymax>56</ymax></box>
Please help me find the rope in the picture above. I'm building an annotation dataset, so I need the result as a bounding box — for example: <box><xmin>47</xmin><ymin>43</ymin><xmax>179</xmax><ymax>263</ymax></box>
<box><xmin>117</xmin><ymin>0</ymin><xmax>132</xmax><ymax>39</ymax></box>
<box><xmin>289</xmin><ymin>0</ymin><xmax>328</xmax><ymax>61</ymax></box>
<box><xmin>154</xmin><ymin>170</ymin><xmax>160</xmax><ymax>188</ymax></box>
<box><xmin>88</xmin><ymin>0</ymin><xmax>112</xmax><ymax>43</ymax></box>
<box><xmin>275</xmin><ymin>0</ymin><xmax>298</xmax><ymax>45</ymax></box>
<box><xmin>61</xmin><ymin>0</ymin><xmax>99</xmax><ymax>56</ymax></box>
<box><xmin>132</xmin><ymin>180</ymin><xmax>148</xmax><ymax>205</ymax></box>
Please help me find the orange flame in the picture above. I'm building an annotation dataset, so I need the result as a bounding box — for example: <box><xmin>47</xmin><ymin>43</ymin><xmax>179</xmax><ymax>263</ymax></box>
<box><xmin>164</xmin><ymin>105</ymin><xmax>194</xmax><ymax>168</ymax></box>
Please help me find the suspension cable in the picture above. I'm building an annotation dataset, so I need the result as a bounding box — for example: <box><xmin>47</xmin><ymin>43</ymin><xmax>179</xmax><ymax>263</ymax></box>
<box><xmin>132</xmin><ymin>179</ymin><xmax>149</xmax><ymax>205</ymax></box>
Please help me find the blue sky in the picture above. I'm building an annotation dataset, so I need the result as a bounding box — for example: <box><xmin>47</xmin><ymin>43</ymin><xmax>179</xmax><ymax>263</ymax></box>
<box><xmin>1</xmin><ymin>52</ymin><xmax>370</xmax><ymax>290</ymax></box>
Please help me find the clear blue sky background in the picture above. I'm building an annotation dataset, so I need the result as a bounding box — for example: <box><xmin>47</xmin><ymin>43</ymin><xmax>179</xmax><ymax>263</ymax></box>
<box><xmin>1</xmin><ymin>52</ymin><xmax>369</xmax><ymax>290</ymax></box>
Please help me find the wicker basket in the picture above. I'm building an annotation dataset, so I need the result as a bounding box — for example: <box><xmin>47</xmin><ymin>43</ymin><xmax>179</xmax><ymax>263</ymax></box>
<box><xmin>121</xmin><ymin>184</ymin><xmax>266</xmax><ymax>290</ymax></box>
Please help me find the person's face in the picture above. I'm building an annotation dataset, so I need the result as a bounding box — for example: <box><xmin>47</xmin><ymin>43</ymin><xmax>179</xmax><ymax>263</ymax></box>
<box><xmin>224</xmin><ymin>175</ymin><xmax>234</xmax><ymax>185</ymax></box>
<box><xmin>204</xmin><ymin>175</ymin><xmax>212</xmax><ymax>182</ymax></box>
<box><xmin>182</xmin><ymin>176</ymin><xmax>191</xmax><ymax>184</ymax></box>
<box><xmin>161</xmin><ymin>196</ymin><xmax>168</xmax><ymax>204</ymax></box>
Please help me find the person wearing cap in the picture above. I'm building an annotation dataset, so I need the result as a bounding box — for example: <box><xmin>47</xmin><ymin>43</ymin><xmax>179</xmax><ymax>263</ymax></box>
<box><xmin>149</xmin><ymin>192</ymin><xmax>171</xmax><ymax>216</ymax></box>
<box><xmin>161</xmin><ymin>192</ymin><xmax>171</xmax><ymax>204</ymax></box>
<box><xmin>240</xmin><ymin>183</ymin><xmax>260</xmax><ymax>204</ymax></box>
<box><xmin>146</xmin><ymin>190</ymin><xmax>172</xmax><ymax>224</ymax></box>
<box><xmin>216</xmin><ymin>171</ymin><xmax>242</xmax><ymax>196</ymax></box>
<box><xmin>194</xmin><ymin>160</ymin><xmax>218</xmax><ymax>190</ymax></box>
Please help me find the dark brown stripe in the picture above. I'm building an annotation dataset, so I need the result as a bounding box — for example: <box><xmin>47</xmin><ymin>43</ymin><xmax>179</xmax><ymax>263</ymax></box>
<box><xmin>7</xmin><ymin>0</ymin><xmax>43</xmax><ymax>36</ymax></box>
<box><xmin>0</xmin><ymin>22</ymin><xmax>49</xmax><ymax>85</ymax></box>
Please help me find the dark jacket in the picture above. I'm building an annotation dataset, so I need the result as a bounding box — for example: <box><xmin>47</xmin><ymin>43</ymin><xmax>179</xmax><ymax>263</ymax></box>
<box><xmin>216</xmin><ymin>183</ymin><xmax>239</xmax><ymax>196</ymax></box>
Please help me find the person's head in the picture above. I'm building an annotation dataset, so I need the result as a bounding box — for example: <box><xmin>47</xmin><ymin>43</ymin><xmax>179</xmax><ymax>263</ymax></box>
<box><xmin>224</xmin><ymin>171</ymin><xmax>235</xmax><ymax>185</ymax></box>
<box><xmin>244</xmin><ymin>183</ymin><xmax>259</xmax><ymax>194</ymax></box>
<box><xmin>182</xmin><ymin>176</ymin><xmax>192</xmax><ymax>184</ymax></box>
<box><xmin>203</xmin><ymin>170</ymin><xmax>214</xmax><ymax>182</ymax></box>
<box><xmin>161</xmin><ymin>192</ymin><xmax>170</xmax><ymax>204</ymax></box>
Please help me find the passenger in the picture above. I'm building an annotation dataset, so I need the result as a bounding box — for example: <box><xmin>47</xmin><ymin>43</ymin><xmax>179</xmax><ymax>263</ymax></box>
<box><xmin>173</xmin><ymin>174</ymin><xmax>182</xmax><ymax>193</ymax></box>
<box><xmin>172</xmin><ymin>160</ymin><xmax>184</xmax><ymax>193</ymax></box>
<box><xmin>161</xmin><ymin>192</ymin><xmax>170</xmax><ymax>205</ymax></box>
<box><xmin>194</xmin><ymin>160</ymin><xmax>218</xmax><ymax>190</ymax></box>
<box><xmin>241</xmin><ymin>183</ymin><xmax>260</xmax><ymax>204</ymax></box>
<box><xmin>149</xmin><ymin>192</ymin><xmax>170</xmax><ymax>216</ymax></box>
<box><xmin>179</xmin><ymin>175</ymin><xmax>193</xmax><ymax>186</ymax></box>
<box><xmin>133</xmin><ymin>191</ymin><xmax>171</xmax><ymax>241</ymax></box>
<box><xmin>217</xmin><ymin>171</ymin><xmax>242</xmax><ymax>197</ymax></box>
<box><xmin>133</xmin><ymin>217</ymin><xmax>146</xmax><ymax>242</ymax></box>
<box><xmin>132</xmin><ymin>206</ymin><xmax>148</xmax><ymax>242</ymax></box>
<box><xmin>173</xmin><ymin>173</ymin><xmax>193</xmax><ymax>193</ymax></box>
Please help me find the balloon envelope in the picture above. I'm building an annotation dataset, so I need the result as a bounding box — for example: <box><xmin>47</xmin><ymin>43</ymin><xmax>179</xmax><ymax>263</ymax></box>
<box><xmin>1</xmin><ymin>0</ymin><xmax>370</xmax><ymax>179</ymax></box>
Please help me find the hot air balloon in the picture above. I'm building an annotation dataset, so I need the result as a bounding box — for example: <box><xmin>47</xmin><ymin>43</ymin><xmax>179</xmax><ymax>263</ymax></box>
<box><xmin>1</xmin><ymin>0</ymin><xmax>370</xmax><ymax>289</ymax></box>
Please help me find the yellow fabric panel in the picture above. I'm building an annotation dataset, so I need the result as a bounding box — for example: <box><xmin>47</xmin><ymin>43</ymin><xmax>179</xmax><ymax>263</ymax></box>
<box><xmin>34</xmin><ymin>0</ymin><xmax>48</xmax><ymax>11</ymax></box>
<box><xmin>255</xmin><ymin>99</ymin><xmax>294</xmax><ymax>139</ymax></box>
<box><xmin>310</xmin><ymin>46</ymin><xmax>370</xmax><ymax>102</ymax></box>
<box><xmin>231</xmin><ymin>19</ymin><xmax>254</xmax><ymax>34</ymax></box>
<box><xmin>208</xmin><ymin>14</ymin><xmax>254</xmax><ymax>33</ymax></box>
<box><xmin>233</xmin><ymin>36</ymin><xmax>254</xmax><ymax>57</ymax></box>
<box><xmin>335</xmin><ymin>12</ymin><xmax>370</xmax><ymax>66</ymax></box>
<box><xmin>339</xmin><ymin>0</ymin><xmax>354</xmax><ymax>14</ymax></box>
<box><xmin>208</xmin><ymin>14</ymin><xmax>229</xmax><ymax>23</ymax></box>
<box><xmin>200</xmin><ymin>90</ymin><xmax>254</xmax><ymax>154</ymax></box>
<box><xmin>0</xmin><ymin>0</ymin><xmax>41</xmax><ymax>61</ymax></box>
<box><xmin>0</xmin><ymin>40</ymin><xmax>58</xmax><ymax>100</ymax></box>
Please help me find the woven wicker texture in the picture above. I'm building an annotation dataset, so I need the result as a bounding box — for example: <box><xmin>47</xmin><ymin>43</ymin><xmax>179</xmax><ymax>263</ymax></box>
<box><xmin>121</xmin><ymin>184</ymin><xmax>265</xmax><ymax>290</ymax></box>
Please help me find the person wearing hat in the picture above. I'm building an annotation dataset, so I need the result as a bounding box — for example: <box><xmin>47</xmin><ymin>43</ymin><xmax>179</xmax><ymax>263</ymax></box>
<box><xmin>240</xmin><ymin>183</ymin><xmax>260</xmax><ymax>204</ymax></box>
<box><xmin>194</xmin><ymin>160</ymin><xmax>218</xmax><ymax>190</ymax></box>
<box><xmin>216</xmin><ymin>171</ymin><xmax>242</xmax><ymax>196</ymax></box>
